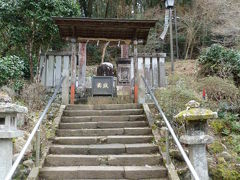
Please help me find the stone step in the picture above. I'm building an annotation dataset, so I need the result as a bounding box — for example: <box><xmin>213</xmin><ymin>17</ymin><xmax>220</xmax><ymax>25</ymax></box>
<box><xmin>45</xmin><ymin>154</ymin><xmax>162</xmax><ymax>166</ymax></box>
<box><xmin>46</xmin><ymin>179</ymin><xmax>168</xmax><ymax>180</ymax></box>
<box><xmin>61</xmin><ymin>115</ymin><xmax>146</xmax><ymax>123</ymax></box>
<box><xmin>49</xmin><ymin>143</ymin><xmax>158</xmax><ymax>155</ymax></box>
<box><xmin>63</xmin><ymin>109</ymin><xmax>144</xmax><ymax>116</ymax></box>
<box><xmin>62</xmin><ymin>178</ymin><xmax>169</xmax><ymax>180</ymax></box>
<box><xmin>59</xmin><ymin>121</ymin><xmax>148</xmax><ymax>129</ymax></box>
<box><xmin>39</xmin><ymin>166</ymin><xmax>167</xmax><ymax>179</ymax></box>
<box><xmin>54</xmin><ymin>135</ymin><xmax>153</xmax><ymax>145</ymax></box>
<box><xmin>56</xmin><ymin>127</ymin><xmax>152</xmax><ymax>136</ymax></box>
<box><xmin>66</xmin><ymin>104</ymin><xmax>142</xmax><ymax>110</ymax></box>
<box><xmin>59</xmin><ymin>179</ymin><xmax>168</xmax><ymax>180</ymax></box>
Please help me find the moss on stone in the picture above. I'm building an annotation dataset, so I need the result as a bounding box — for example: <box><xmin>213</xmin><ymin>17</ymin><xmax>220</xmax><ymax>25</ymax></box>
<box><xmin>208</xmin><ymin>141</ymin><xmax>224</xmax><ymax>154</ymax></box>
<box><xmin>217</xmin><ymin>156</ymin><xmax>226</xmax><ymax>164</ymax></box>
<box><xmin>210</xmin><ymin>119</ymin><xmax>225</xmax><ymax>134</ymax></box>
<box><xmin>158</xmin><ymin>137</ymin><xmax>166</xmax><ymax>152</ymax></box>
<box><xmin>209</xmin><ymin>163</ymin><xmax>240</xmax><ymax>180</ymax></box>
<box><xmin>174</xmin><ymin>108</ymin><xmax>217</xmax><ymax>122</ymax></box>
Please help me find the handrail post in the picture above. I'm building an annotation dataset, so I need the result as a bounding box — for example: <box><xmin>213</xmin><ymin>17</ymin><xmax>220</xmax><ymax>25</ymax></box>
<box><xmin>165</xmin><ymin>128</ymin><xmax>170</xmax><ymax>165</ymax></box>
<box><xmin>35</xmin><ymin>129</ymin><xmax>40</xmax><ymax>167</ymax></box>
<box><xmin>62</xmin><ymin>56</ymin><xmax>70</xmax><ymax>105</ymax></box>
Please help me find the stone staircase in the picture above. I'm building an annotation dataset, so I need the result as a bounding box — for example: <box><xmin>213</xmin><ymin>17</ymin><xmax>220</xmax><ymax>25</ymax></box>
<box><xmin>39</xmin><ymin>103</ymin><xmax>168</xmax><ymax>179</ymax></box>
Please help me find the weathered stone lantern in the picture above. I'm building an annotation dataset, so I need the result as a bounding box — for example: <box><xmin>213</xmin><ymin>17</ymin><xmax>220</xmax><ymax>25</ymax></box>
<box><xmin>0</xmin><ymin>102</ymin><xmax>27</xmax><ymax>179</ymax></box>
<box><xmin>174</xmin><ymin>100</ymin><xmax>217</xmax><ymax>180</ymax></box>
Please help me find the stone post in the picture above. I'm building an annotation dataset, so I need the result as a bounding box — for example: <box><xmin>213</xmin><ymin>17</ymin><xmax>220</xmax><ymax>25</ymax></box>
<box><xmin>117</xmin><ymin>44</ymin><xmax>131</xmax><ymax>96</ymax></box>
<box><xmin>62</xmin><ymin>56</ymin><xmax>70</xmax><ymax>105</ymax></box>
<box><xmin>159</xmin><ymin>57</ymin><xmax>166</xmax><ymax>87</ymax></box>
<box><xmin>0</xmin><ymin>102</ymin><xmax>27</xmax><ymax>179</ymax></box>
<box><xmin>138</xmin><ymin>60</ymin><xmax>145</xmax><ymax>104</ymax></box>
<box><xmin>174</xmin><ymin>100</ymin><xmax>217</xmax><ymax>180</ymax></box>
<box><xmin>70</xmin><ymin>38</ymin><xmax>77</xmax><ymax>104</ymax></box>
<box><xmin>133</xmin><ymin>40</ymin><xmax>138</xmax><ymax>103</ymax></box>
<box><xmin>78</xmin><ymin>42</ymin><xmax>87</xmax><ymax>89</ymax></box>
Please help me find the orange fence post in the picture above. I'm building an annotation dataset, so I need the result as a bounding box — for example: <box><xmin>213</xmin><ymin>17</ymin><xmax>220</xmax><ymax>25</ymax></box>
<box><xmin>134</xmin><ymin>85</ymin><xmax>138</xmax><ymax>103</ymax></box>
<box><xmin>70</xmin><ymin>84</ymin><xmax>75</xmax><ymax>104</ymax></box>
<box><xmin>70</xmin><ymin>38</ymin><xmax>76</xmax><ymax>104</ymax></box>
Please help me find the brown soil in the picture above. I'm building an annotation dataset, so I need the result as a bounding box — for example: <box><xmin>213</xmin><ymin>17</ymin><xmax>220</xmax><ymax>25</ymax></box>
<box><xmin>165</xmin><ymin>60</ymin><xmax>197</xmax><ymax>76</ymax></box>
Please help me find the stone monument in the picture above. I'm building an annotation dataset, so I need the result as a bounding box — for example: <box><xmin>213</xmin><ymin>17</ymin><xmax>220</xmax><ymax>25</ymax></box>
<box><xmin>174</xmin><ymin>100</ymin><xmax>217</xmax><ymax>180</ymax></box>
<box><xmin>0</xmin><ymin>102</ymin><xmax>27</xmax><ymax>179</ymax></box>
<box><xmin>116</xmin><ymin>58</ymin><xmax>132</xmax><ymax>96</ymax></box>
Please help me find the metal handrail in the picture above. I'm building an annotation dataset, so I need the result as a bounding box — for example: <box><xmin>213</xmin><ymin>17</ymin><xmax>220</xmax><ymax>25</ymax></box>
<box><xmin>141</xmin><ymin>76</ymin><xmax>200</xmax><ymax>180</ymax></box>
<box><xmin>5</xmin><ymin>76</ymin><xmax>65</xmax><ymax>180</ymax></box>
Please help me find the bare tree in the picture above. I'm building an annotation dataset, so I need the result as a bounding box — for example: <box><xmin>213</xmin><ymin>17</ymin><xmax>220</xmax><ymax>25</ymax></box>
<box><xmin>210</xmin><ymin>0</ymin><xmax>240</xmax><ymax>47</ymax></box>
<box><xmin>179</xmin><ymin>0</ymin><xmax>240</xmax><ymax>59</ymax></box>
<box><xmin>180</xmin><ymin>0</ymin><xmax>220</xmax><ymax>59</ymax></box>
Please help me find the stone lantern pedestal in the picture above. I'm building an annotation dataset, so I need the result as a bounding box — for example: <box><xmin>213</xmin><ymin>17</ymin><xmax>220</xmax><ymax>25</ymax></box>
<box><xmin>0</xmin><ymin>103</ymin><xmax>27</xmax><ymax>179</ymax></box>
<box><xmin>174</xmin><ymin>100</ymin><xmax>217</xmax><ymax>180</ymax></box>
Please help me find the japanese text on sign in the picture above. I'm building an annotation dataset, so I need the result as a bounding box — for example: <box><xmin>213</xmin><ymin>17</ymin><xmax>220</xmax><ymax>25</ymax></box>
<box><xmin>97</xmin><ymin>82</ymin><xmax>109</xmax><ymax>89</ymax></box>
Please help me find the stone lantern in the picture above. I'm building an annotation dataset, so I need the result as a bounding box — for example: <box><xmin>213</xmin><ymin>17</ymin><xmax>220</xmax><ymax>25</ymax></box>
<box><xmin>0</xmin><ymin>102</ymin><xmax>27</xmax><ymax>179</ymax></box>
<box><xmin>174</xmin><ymin>100</ymin><xmax>217</xmax><ymax>180</ymax></box>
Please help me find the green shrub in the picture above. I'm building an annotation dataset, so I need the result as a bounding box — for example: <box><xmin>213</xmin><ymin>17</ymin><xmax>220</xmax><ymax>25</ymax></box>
<box><xmin>155</xmin><ymin>75</ymin><xmax>201</xmax><ymax>119</ymax></box>
<box><xmin>230</xmin><ymin>121</ymin><xmax>240</xmax><ymax>133</ymax></box>
<box><xmin>12</xmin><ymin>80</ymin><xmax>24</xmax><ymax>92</ymax></box>
<box><xmin>218</xmin><ymin>112</ymin><xmax>240</xmax><ymax>134</ymax></box>
<box><xmin>198</xmin><ymin>44</ymin><xmax>240</xmax><ymax>86</ymax></box>
<box><xmin>208</xmin><ymin>141</ymin><xmax>224</xmax><ymax>154</ymax></box>
<box><xmin>87</xmin><ymin>44</ymin><xmax>102</xmax><ymax>65</ymax></box>
<box><xmin>168</xmin><ymin>74</ymin><xmax>198</xmax><ymax>88</ymax></box>
<box><xmin>198</xmin><ymin>76</ymin><xmax>239</xmax><ymax>105</ymax></box>
<box><xmin>0</xmin><ymin>55</ymin><xmax>25</xmax><ymax>91</ymax></box>
<box><xmin>210</xmin><ymin>119</ymin><xmax>225</xmax><ymax>135</ymax></box>
<box><xmin>0</xmin><ymin>55</ymin><xmax>24</xmax><ymax>84</ymax></box>
<box><xmin>210</xmin><ymin>163</ymin><xmax>240</xmax><ymax>180</ymax></box>
<box><xmin>232</xmin><ymin>135</ymin><xmax>240</xmax><ymax>154</ymax></box>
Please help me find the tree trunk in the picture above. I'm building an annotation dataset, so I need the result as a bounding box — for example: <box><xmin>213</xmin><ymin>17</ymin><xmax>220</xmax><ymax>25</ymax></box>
<box><xmin>87</xmin><ymin>0</ymin><xmax>93</xmax><ymax>17</ymax></box>
<box><xmin>39</xmin><ymin>40</ymin><xmax>52</xmax><ymax>83</ymax></box>
<box><xmin>185</xmin><ymin>38</ymin><xmax>190</xmax><ymax>60</ymax></box>
<box><xmin>105</xmin><ymin>0</ymin><xmax>110</xmax><ymax>18</ymax></box>
<box><xmin>36</xmin><ymin>46</ymin><xmax>42</xmax><ymax>83</ymax></box>
<box><xmin>29</xmin><ymin>40</ymin><xmax>34</xmax><ymax>82</ymax></box>
<box><xmin>184</xmin><ymin>40</ymin><xmax>191</xmax><ymax>60</ymax></box>
<box><xmin>189</xmin><ymin>37</ymin><xmax>196</xmax><ymax>59</ymax></box>
<box><xmin>184</xmin><ymin>30</ymin><xmax>194</xmax><ymax>60</ymax></box>
<box><xmin>132</xmin><ymin>0</ymin><xmax>137</xmax><ymax>17</ymax></box>
<box><xmin>79</xmin><ymin>0</ymin><xmax>88</xmax><ymax>16</ymax></box>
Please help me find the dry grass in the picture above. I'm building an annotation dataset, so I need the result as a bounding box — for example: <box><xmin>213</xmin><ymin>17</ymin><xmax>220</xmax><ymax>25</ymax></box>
<box><xmin>20</xmin><ymin>83</ymin><xmax>46</xmax><ymax>110</ymax></box>
<box><xmin>165</xmin><ymin>60</ymin><xmax>197</xmax><ymax>76</ymax></box>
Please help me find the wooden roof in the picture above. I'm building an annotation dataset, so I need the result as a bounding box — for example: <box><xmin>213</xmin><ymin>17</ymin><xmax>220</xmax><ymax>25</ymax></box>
<box><xmin>53</xmin><ymin>17</ymin><xmax>157</xmax><ymax>44</ymax></box>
